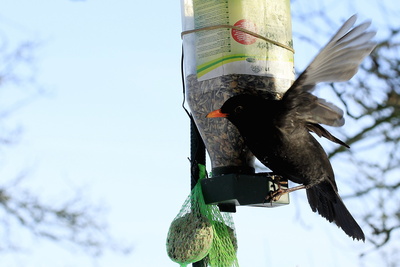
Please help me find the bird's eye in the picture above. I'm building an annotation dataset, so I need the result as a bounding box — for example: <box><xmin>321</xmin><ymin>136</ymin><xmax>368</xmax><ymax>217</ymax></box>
<box><xmin>234</xmin><ymin>106</ymin><xmax>244</xmax><ymax>114</ymax></box>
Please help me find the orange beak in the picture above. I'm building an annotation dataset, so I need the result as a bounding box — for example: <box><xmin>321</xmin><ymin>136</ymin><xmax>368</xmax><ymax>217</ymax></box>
<box><xmin>206</xmin><ymin>109</ymin><xmax>228</xmax><ymax>118</ymax></box>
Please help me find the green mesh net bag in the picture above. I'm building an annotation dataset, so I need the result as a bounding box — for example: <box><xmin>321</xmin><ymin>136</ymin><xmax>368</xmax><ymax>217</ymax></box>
<box><xmin>166</xmin><ymin>164</ymin><xmax>239</xmax><ymax>267</ymax></box>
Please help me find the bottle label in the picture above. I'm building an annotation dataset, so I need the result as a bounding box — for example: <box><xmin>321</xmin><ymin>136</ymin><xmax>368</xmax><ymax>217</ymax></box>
<box><xmin>192</xmin><ymin>0</ymin><xmax>294</xmax><ymax>81</ymax></box>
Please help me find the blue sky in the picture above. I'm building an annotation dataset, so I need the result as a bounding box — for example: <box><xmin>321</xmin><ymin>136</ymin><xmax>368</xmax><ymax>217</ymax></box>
<box><xmin>0</xmin><ymin>1</ymin><xmax>395</xmax><ymax>266</ymax></box>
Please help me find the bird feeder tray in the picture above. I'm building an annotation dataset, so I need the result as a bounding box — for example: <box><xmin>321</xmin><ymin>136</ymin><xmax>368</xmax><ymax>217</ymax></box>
<box><xmin>201</xmin><ymin>173</ymin><xmax>289</xmax><ymax>213</ymax></box>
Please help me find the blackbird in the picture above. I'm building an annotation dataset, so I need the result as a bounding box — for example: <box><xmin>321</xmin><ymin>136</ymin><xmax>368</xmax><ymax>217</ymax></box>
<box><xmin>206</xmin><ymin>15</ymin><xmax>376</xmax><ymax>241</ymax></box>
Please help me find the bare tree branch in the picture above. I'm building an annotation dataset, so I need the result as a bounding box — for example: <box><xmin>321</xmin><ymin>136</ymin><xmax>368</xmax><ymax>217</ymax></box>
<box><xmin>0</xmin><ymin>33</ymin><xmax>132</xmax><ymax>259</ymax></box>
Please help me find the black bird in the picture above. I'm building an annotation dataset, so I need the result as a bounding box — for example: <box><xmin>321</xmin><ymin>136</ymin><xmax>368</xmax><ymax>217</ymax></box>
<box><xmin>206</xmin><ymin>15</ymin><xmax>376</xmax><ymax>241</ymax></box>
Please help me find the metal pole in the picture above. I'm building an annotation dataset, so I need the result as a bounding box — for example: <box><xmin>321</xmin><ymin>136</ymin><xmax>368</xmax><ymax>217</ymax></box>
<box><xmin>190</xmin><ymin>118</ymin><xmax>206</xmax><ymax>188</ymax></box>
<box><xmin>190</xmin><ymin>118</ymin><xmax>207</xmax><ymax>267</ymax></box>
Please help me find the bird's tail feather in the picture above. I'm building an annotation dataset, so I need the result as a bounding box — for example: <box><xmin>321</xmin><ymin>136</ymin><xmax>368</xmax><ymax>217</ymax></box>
<box><xmin>306</xmin><ymin>186</ymin><xmax>365</xmax><ymax>241</ymax></box>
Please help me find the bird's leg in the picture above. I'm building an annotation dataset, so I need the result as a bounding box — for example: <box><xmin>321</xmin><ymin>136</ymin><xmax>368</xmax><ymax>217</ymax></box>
<box><xmin>270</xmin><ymin>175</ymin><xmax>287</xmax><ymax>191</ymax></box>
<box><xmin>266</xmin><ymin>184</ymin><xmax>311</xmax><ymax>202</ymax></box>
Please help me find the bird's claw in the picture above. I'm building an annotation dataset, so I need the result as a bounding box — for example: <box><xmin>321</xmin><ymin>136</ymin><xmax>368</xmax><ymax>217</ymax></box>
<box><xmin>264</xmin><ymin>175</ymin><xmax>287</xmax><ymax>203</ymax></box>
<box><xmin>265</xmin><ymin>188</ymin><xmax>287</xmax><ymax>202</ymax></box>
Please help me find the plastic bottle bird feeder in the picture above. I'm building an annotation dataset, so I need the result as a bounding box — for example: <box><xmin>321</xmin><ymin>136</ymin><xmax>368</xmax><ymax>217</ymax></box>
<box><xmin>181</xmin><ymin>0</ymin><xmax>294</xmax><ymax>211</ymax></box>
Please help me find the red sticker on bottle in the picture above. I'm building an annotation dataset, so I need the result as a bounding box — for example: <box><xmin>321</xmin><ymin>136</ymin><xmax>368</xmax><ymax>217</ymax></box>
<box><xmin>231</xmin><ymin>19</ymin><xmax>257</xmax><ymax>45</ymax></box>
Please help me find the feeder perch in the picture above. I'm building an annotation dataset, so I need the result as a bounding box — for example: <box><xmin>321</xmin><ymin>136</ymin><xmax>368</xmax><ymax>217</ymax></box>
<box><xmin>201</xmin><ymin>173</ymin><xmax>289</xmax><ymax>213</ymax></box>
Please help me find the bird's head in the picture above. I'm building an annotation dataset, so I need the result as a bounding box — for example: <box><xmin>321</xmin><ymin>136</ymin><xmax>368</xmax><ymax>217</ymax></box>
<box><xmin>206</xmin><ymin>94</ymin><xmax>267</xmax><ymax>125</ymax></box>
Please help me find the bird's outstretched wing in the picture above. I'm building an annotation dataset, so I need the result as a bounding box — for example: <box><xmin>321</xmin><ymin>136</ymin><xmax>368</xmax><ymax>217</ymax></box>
<box><xmin>282</xmin><ymin>14</ymin><xmax>376</xmax><ymax>127</ymax></box>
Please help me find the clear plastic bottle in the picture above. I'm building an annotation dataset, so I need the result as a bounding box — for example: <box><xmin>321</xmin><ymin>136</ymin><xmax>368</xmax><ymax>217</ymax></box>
<box><xmin>181</xmin><ymin>0</ymin><xmax>294</xmax><ymax>175</ymax></box>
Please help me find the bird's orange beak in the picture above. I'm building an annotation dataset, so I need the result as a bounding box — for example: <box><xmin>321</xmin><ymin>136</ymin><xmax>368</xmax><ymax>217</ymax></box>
<box><xmin>206</xmin><ymin>109</ymin><xmax>228</xmax><ymax>118</ymax></box>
